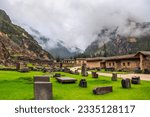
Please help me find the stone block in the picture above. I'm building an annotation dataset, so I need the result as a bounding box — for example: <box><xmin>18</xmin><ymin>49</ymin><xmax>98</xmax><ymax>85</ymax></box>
<box><xmin>131</xmin><ymin>77</ymin><xmax>140</xmax><ymax>84</ymax></box>
<box><xmin>34</xmin><ymin>76</ymin><xmax>50</xmax><ymax>82</ymax></box>
<box><xmin>34</xmin><ymin>82</ymin><xmax>52</xmax><ymax>100</ymax></box>
<box><xmin>93</xmin><ymin>86</ymin><xmax>113</xmax><ymax>95</ymax></box>
<box><xmin>121</xmin><ymin>78</ymin><xmax>131</xmax><ymax>88</ymax></box>
<box><xmin>53</xmin><ymin>73</ymin><xmax>61</xmax><ymax>78</ymax></box>
<box><xmin>81</xmin><ymin>63</ymin><xmax>88</xmax><ymax>76</ymax></box>
<box><xmin>79</xmin><ymin>79</ymin><xmax>87</xmax><ymax>88</ymax></box>
<box><xmin>56</xmin><ymin>77</ymin><xmax>77</xmax><ymax>83</ymax></box>
<box><xmin>111</xmin><ymin>73</ymin><xmax>117</xmax><ymax>81</ymax></box>
<box><xmin>92</xmin><ymin>72</ymin><xmax>98</xmax><ymax>78</ymax></box>
<box><xmin>19</xmin><ymin>68</ymin><xmax>29</xmax><ymax>73</ymax></box>
<box><xmin>16</xmin><ymin>63</ymin><xmax>20</xmax><ymax>70</ymax></box>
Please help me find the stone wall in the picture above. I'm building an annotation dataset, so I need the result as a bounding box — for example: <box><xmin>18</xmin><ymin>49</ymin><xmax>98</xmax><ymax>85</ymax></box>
<box><xmin>86</xmin><ymin>61</ymin><xmax>101</xmax><ymax>69</ymax></box>
<box><xmin>105</xmin><ymin>59</ymin><xmax>140</xmax><ymax>71</ymax></box>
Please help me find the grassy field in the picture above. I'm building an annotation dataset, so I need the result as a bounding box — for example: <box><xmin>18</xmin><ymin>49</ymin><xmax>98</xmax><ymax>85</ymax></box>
<box><xmin>0</xmin><ymin>71</ymin><xmax>150</xmax><ymax>100</ymax></box>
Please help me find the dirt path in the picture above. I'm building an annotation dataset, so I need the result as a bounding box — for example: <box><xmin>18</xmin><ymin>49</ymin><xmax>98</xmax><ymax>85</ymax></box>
<box><xmin>70</xmin><ymin>67</ymin><xmax>150</xmax><ymax>81</ymax></box>
<box><xmin>96</xmin><ymin>72</ymin><xmax>150</xmax><ymax>81</ymax></box>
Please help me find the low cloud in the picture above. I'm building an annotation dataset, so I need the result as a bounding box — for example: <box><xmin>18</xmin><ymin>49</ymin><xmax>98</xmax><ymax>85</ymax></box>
<box><xmin>0</xmin><ymin>0</ymin><xmax>150</xmax><ymax>50</ymax></box>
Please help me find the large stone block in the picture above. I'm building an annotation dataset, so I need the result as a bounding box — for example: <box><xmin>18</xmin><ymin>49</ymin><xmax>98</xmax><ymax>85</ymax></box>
<box><xmin>34</xmin><ymin>82</ymin><xmax>52</xmax><ymax>100</ymax></box>
<box><xmin>19</xmin><ymin>68</ymin><xmax>29</xmax><ymax>73</ymax></box>
<box><xmin>81</xmin><ymin>63</ymin><xmax>88</xmax><ymax>76</ymax></box>
<box><xmin>56</xmin><ymin>77</ymin><xmax>77</xmax><ymax>83</ymax></box>
<box><xmin>79</xmin><ymin>79</ymin><xmax>87</xmax><ymax>88</ymax></box>
<box><xmin>53</xmin><ymin>73</ymin><xmax>61</xmax><ymax>78</ymax></box>
<box><xmin>121</xmin><ymin>78</ymin><xmax>131</xmax><ymax>88</ymax></box>
<box><xmin>92</xmin><ymin>72</ymin><xmax>98</xmax><ymax>78</ymax></box>
<box><xmin>111</xmin><ymin>73</ymin><xmax>117</xmax><ymax>81</ymax></box>
<box><xmin>34</xmin><ymin>76</ymin><xmax>50</xmax><ymax>82</ymax></box>
<box><xmin>16</xmin><ymin>63</ymin><xmax>20</xmax><ymax>70</ymax></box>
<box><xmin>93</xmin><ymin>86</ymin><xmax>113</xmax><ymax>95</ymax></box>
<box><xmin>131</xmin><ymin>77</ymin><xmax>140</xmax><ymax>84</ymax></box>
<box><xmin>60</xmin><ymin>62</ymin><xmax>63</xmax><ymax>69</ymax></box>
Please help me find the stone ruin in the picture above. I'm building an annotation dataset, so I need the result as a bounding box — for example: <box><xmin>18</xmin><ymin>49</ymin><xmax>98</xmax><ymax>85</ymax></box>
<box><xmin>60</xmin><ymin>62</ymin><xmax>63</xmax><ymax>69</ymax></box>
<box><xmin>74</xmin><ymin>70</ymin><xmax>80</xmax><ymax>75</ymax></box>
<box><xmin>19</xmin><ymin>67</ymin><xmax>29</xmax><ymax>73</ymax></box>
<box><xmin>53</xmin><ymin>73</ymin><xmax>61</xmax><ymax>78</ymax></box>
<box><xmin>16</xmin><ymin>62</ymin><xmax>20</xmax><ymax>70</ymax></box>
<box><xmin>92</xmin><ymin>72</ymin><xmax>98</xmax><ymax>78</ymax></box>
<box><xmin>79</xmin><ymin>79</ymin><xmax>87</xmax><ymax>88</ymax></box>
<box><xmin>34</xmin><ymin>76</ymin><xmax>52</xmax><ymax>100</ymax></box>
<box><xmin>131</xmin><ymin>77</ymin><xmax>140</xmax><ymax>84</ymax></box>
<box><xmin>111</xmin><ymin>73</ymin><xmax>117</xmax><ymax>81</ymax></box>
<box><xmin>81</xmin><ymin>63</ymin><xmax>88</xmax><ymax>76</ymax></box>
<box><xmin>56</xmin><ymin>77</ymin><xmax>77</xmax><ymax>83</ymax></box>
<box><xmin>93</xmin><ymin>86</ymin><xmax>113</xmax><ymax>95</ymax></box>
<box><xmin>121</xmin><ymin>78</ymin><xmax>131</xmax><ymax>88</ymax></box>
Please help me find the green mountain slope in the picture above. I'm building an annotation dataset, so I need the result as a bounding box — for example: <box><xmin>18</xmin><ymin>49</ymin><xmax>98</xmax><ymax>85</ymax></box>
<box><xmin>0</xmin><ymin>9</ymin><xmax>53</xmax><ymax>65</ymax></box>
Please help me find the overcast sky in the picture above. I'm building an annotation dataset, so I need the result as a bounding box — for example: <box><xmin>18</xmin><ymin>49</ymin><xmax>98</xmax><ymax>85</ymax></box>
<box><xmin>0</xmin><ymin>0</ymin><xmax>150</xmax><ymax>50</ymax></box>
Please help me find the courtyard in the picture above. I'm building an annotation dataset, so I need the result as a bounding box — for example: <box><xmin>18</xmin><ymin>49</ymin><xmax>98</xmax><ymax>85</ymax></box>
<box><xmin>0</xmin><ymin>70</ymin><xmax>150</xmax><ymax>100</ymax></box>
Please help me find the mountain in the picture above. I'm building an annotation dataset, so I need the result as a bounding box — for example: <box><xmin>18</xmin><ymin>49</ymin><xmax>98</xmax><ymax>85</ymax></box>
<box><xmin>0</xmin><ymin>9</ymin><xmax>53</xmax><ymax>65</ymax></box>
<box><xmin>29</xmin><ymin>27</ymin><xmax>82</xmax><ymax>58</ymax></box>
<box><xmin>84</xmin><ymin>19</ymin><xmax>150</xmax><ymax>57</ymax></box>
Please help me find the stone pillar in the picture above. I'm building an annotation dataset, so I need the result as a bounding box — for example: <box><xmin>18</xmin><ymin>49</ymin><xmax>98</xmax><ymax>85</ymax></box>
<box><xmin>81</xmin><ymin>63</ymin><xmax>88</xmax><ymax>76</ymax></box>
<box><xmin>140</xmin><ymin>54</ymin><xmax>144</xmax><ymax>71</ymax></box>
<box><xmin>121</xmin><ymin>78</ymin><xmax>131</xmax><ymax>88</ymax></box>
<box><xmin>111</xmin><ymin>73</ymin><xmax>117</xmax><ymax>81</ymax></box>
<box><xmin>60</xmin><ymin>62</ymin><xmax>63</xmax><ymax>69</ymax></box>
<box><xmin>34</xmin><ymin>76</ymin><xmax>52</xmax><ymax>100</ymax></box>
<box><xmin>16</xmin><ymin>63</ymin><xmax>20</xmax><ymax>70</ymax></box>
<box><xmin>92</xmin><ymin>72</ymin><xmax>98</xmax><ymax>78</ymax></box>
<box><xmin>34</xmin><ymin>82</ymin><xmax>52</xmax><ymax>100</ymax></box>
<box><xmin>79</xmin><ymin>79</ymin><xmax>87</xmax><ymax>88</ymax></box>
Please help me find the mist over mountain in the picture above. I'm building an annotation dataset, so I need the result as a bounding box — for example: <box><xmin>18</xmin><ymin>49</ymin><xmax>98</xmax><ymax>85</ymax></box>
<box><xmin>1</xmin><ymin>0</ymin><xmax>150</xmax><ymax>52</ymax></box>
<box><xmin>28</xmin><ymin>27</ymin><xmax>82</xmax><ymax>58</ymax></box>
<box><xmin>84</xmin><ymin>19</ymin><xmax>150</xmax><ymax>57</ymax></box>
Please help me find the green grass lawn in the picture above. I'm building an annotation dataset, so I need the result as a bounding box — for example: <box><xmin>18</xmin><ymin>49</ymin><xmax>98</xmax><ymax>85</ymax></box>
<box><xmin>0</xmin><ymin>71</ymin><xmax>150</xmax><ymax>100</ymax></box>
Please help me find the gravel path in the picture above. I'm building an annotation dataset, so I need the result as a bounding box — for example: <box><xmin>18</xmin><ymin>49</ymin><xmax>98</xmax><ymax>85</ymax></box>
<box><xmin>97</xmin><ymin>72</ymin><xmax>150</xmax><ymax>81</ymax></box>
<box><xmin>70</xmin><ymin>67</ymin><xmax>150</xmax><ymax>81</ymax></box>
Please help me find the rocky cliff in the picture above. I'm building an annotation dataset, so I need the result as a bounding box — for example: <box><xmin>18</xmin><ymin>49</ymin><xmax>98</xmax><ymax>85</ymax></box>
<box><xmin>0</xmin><ymin>9</ymin><xmax>53</xmax><ymax>66</ymax></box>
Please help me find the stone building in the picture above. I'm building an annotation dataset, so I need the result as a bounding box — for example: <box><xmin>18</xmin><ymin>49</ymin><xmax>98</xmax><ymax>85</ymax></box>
<box><xmin>86</xmin><ymin>57</ymin><xmax>105</xmax><ymax>69</ymax></box>
<box><xmin>75</xmin><ymin>58</ymin><xmax>86</xmax><ymax>66</ymax></box>
<box><xmin>134</xmin><ymin>51</ymin><xmax>150</xmax><ymax>70</ymax></box>
<box><xmin>61</xmin><ymin>59</ymin><xmax>75</xmax><ymax>67</ymax></box>
<box><xmin>85</xmin><ymin>51</ymin><xmax>150</xmax><ymax>71</ymax></box>
<box><xmin>104</xmin><ymin>54</ymin><xmax>139</xmax><ymax>71</ymax></box>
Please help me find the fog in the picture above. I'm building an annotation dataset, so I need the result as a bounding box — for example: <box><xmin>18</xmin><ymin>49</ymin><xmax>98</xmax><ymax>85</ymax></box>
<box><xmin>0</xmin><ymin>0</ymin><xmax>150</xmax><ymax>50</ymax></box>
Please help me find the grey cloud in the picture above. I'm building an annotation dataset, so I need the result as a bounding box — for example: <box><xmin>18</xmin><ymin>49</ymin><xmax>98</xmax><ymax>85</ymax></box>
<box><xmin>0</xmin><ymin>0</ymin><xmax>150</xmax><ymax>50</ymax></box>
